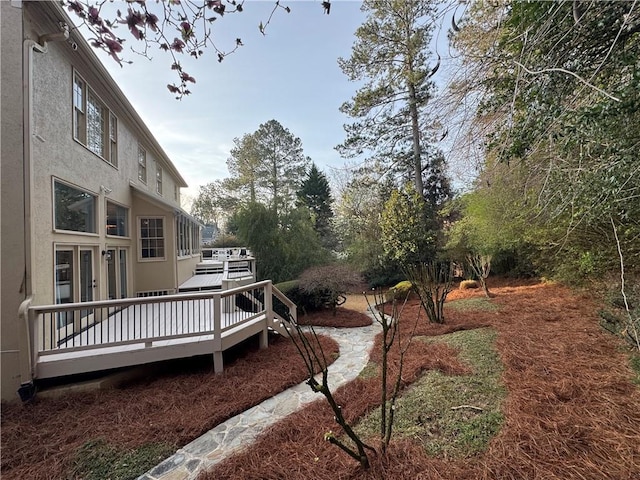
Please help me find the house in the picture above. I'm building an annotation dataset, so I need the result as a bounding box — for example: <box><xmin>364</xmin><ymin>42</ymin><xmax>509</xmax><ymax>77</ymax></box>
<box><xmin>0</xmin><ymin>1</ymin><xmax>204</xmax><ymax>401</ymax></box>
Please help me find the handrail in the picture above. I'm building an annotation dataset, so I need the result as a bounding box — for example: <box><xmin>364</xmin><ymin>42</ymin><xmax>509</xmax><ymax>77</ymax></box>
<box><xmin>272</xmin><ymin>285</ymin><xmax>296</xmax><ymax>313</ymax></box>
<box><xmin>25</xmin><ymin>280</ymin><xmax>298</xmax><ymax>380</ymax></box>
<box><xmin>28</xmin><ymin>280</ymin><xmax>273</xmax><ymax>313</ymax></box>
<box><xmin>272</xmin><ymin>284</ymin><xmax>297</xmax><ymax>327</ymax></box>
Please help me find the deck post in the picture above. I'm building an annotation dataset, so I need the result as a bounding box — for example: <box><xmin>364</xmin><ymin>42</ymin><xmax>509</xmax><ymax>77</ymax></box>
<box><xmin>18</xmin><ymin>298</ymin><xmax>35</xmax><ymax>383</ymax></box>
<box><xmin>260</xmin><ymin>282</ymin><xmax>272</xmax><ymax>350</ymax></box>
<box><xmin>213</xmin><ymin>293</ymin><xmax>223</xmax><ymax>373</ymax></box>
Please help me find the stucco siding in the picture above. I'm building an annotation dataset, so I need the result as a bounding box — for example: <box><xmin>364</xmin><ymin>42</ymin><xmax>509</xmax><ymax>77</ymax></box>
<box><xmin>1</xmin><ymin>0</ymin><xmax>28</xmax><ymax>402</ymax></box>
<box><xmin>1</xmin><ymin>1</ymin><xmax>196</xmax><ymax>401</ymax></box>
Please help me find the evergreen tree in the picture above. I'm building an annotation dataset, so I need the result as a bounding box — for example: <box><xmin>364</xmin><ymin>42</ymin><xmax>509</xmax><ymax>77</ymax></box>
<box><xmin>297</xmin><ymin>163</ymin><xmax>334</xmax><ymax>248</ymax></box>
<box><xmin>226</xmin><ymin>134</ymin><xmax>262</xmax><ymax>205</ymax></box>
<box><xmin>337</xmin><ymin>0</ymin><xmax>439</xmax><ymax>196</ymax></box>
<box><xmin>253</xmin><ymin>119</ymin><xmax>310</xmax><ymax>217</ymax></box>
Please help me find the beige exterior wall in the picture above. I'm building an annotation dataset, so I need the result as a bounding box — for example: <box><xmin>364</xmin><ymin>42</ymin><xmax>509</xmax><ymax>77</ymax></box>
<box><xmin>1</xmin><ymin>1</ymin><xmax>28</xmax><ymax>402</ymax></box>
<box><xmin>0</xmin><ymin>1</ymin><xmax>200</xmax><ymax>401</ymax></box>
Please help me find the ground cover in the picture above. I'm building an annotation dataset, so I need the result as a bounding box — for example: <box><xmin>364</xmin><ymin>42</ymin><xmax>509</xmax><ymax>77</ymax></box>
<box><xmin>202</xmin><ymin>280</ymin><xmax>640</xmax><ymax>480</ymax></box>
<box><xmin>3</xmin><ymin>280</ymin><xmax>639</xmax><ymax>480</ymax></box>
<box><xmin>0</xmin><ymin>333</ymin><xmax>340</xmax><ymax>480</ymax></box>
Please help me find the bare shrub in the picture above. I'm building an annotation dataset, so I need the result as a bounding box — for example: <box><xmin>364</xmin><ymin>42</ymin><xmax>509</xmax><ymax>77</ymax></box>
<box><xmin>298</xmin><ymin>264</ymin><xmax>363</xmax><ymax>314</ymax></box>
<box><xmin>467</xmin><ymin>254</ymin><xmax>493</xmax><ymax>297</ymax></box>
<box><xmin>405</xmin><ymin>261</ymin><xmax>455</xmax><ymax>324</ymax></box>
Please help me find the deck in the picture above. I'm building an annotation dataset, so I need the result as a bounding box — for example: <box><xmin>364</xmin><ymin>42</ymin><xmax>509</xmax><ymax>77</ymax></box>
<box><xmin>23</xmin><ymin>281</ymin><xmax>295</xmax><ymax>381</ymax></box>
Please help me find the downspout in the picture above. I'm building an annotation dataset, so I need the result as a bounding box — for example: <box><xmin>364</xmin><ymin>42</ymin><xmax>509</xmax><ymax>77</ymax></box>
<box><xmin>17</xmin><ymin>21</ymin><xmax>69</xmax><ymax>401</ymax></box>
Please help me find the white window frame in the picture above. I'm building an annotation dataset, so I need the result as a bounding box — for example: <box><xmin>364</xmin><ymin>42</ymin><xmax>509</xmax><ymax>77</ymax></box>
<box><xmin>138</xmin><ymin>146</ymin><xmax>147</xmax><ymax>184</ymax></box>
<box><xmin>156</xmin><ymin>164</ymin><xmax>163</xmax><ymax>195</ymax></box>
<box><xmin>72</xmin><ymin>70</ymin><xmax>117</xmax><ymax>167</ymax></box>
<box><xmin>106</xmin><ymin>200</ymin><xmax>130</xmax><ymax>238</ymax></box>
<box><xmin>138</xmin><ymin>216</ymin><xmax>166</xmax><ymax>261</ymax></box>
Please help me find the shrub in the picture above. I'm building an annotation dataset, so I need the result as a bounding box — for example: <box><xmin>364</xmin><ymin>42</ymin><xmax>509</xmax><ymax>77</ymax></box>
<box><xmin>405</xmin><ymin>261</ymin><xmax>455</xmax><ymax>324</ymax></box>
<box><xmin>459</xmin><ymin>280</ymin><xmax>479</xmax><ymax>290</ymax></box>
<box><xmin>211</xmin><ymin>234</ymin><xmax>241</xmax><ymax>248</ymax></box>
<box><xmin>298</xmin><ymin>264</ymin><xmax>363</xmax><ymax>313</ymax></box>
<box><xmin>273</xmin><ymin>280</ymin><xmax>317</xmax><ymax>316</ymax></box>
<box><xmin>385</xmin><ymin>280</ymin><xmax>414</xmax><ymax>302</ymax></box>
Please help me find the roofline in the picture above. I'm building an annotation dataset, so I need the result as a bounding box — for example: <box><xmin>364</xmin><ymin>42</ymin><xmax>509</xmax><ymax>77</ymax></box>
<box><xmin>35</xmin><ymin>1</ymin><xmax>189</xmax><ymax>188</ymax></box>
<box><xmin>130</xmin><ymin>182</ymin><xmax>201</xmax><ymax>224</ymax></box>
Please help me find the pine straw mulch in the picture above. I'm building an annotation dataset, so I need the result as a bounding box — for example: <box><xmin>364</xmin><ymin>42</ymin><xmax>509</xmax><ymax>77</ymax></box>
<box><xmin>201</xmin><ymin>280</ymin><xmax>640</xmax><ymax>480</ymax></box>
<box><xmin>297</xmin><ymin>306</ymin><xmax>373</xmax><ymax>328</ymax></box>
<box><xmin>0</xmin><ymin>332</ymin><xmax>339</xmax><ymax>480</ymax></box>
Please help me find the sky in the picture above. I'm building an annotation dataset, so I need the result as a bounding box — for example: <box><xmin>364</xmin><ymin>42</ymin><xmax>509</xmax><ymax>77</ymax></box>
<box><xmin>77</xmin><ymin>1</ymin><xmax>470</xmax><ymax>208</ymax></box>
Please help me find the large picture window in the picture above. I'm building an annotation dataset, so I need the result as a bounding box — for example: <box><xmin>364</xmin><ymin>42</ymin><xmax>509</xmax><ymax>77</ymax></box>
<box><xmin>73</xmin><ymin>71</ymin><xmax>117</xmax><ymax>167</ymax></box>
<box><xmin>140</xmin><ymin>217</ymin><xmax>165</xmax><ymax>259</ymax></box>
<box><xmin>54</xmin><ymin>181</ymin><xmax>96</xmax><ymax>233</ymax></box>
<box><xmin>106</xmin><ymin>201</ymin><xmax>128</xmax><ymax>237</ymax></box>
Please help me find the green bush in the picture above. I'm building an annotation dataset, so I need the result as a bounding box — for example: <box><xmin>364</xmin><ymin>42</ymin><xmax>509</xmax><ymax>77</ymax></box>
<box><xmin>211</xmin><ymin>234</ymin><xmax>242</xmax><ymax>248</ymax></box>
<box><xmin>274</xmin><ymin>280</ymin><xmax>318</xmax><ymax>316</ymax></box>
<box><xmin>363</xmin><ymin>263</ymin><xmax>405</xmax><ymax>289</ymax></box>
<box><xmin>385</xmin><ymin>280</ymin><xmax>414</xmax><ymax>302</ymax></box>
<box><xmin>298</xmin><ymin>264</ymin><xmax>363</xmax><ymax>312</ymax></box>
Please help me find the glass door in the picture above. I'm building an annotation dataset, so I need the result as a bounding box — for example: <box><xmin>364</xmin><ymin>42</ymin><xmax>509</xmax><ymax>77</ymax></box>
<box><xmin>55</xmin><ymin>249</ymin><xmax>75</xmax><ymax>341</ymax></box>
<box><xmin>79</xmin><ymin>248</ymin><xmax>95</xmax><ymax>329</ymax></box>
<box><xmin>106</xmin><ymin>247</ymin><xmax>128</xmax><ymax>300</ymax></box>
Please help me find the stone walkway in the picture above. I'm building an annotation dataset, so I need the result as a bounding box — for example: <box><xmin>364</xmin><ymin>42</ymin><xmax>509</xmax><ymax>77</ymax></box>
<box><xmin>138</xmin><ymin>321</ymin><xmax>380</xmax><ymax>480</ymax></box>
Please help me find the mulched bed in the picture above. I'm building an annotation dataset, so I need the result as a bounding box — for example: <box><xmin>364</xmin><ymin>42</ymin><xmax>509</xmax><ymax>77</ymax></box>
<box><xmin>201</xmin><ymin>281</ymin><xmax>640</xmax><ymax>480</ymax></box>
<box><xmin>297</xmin><ymin>306</ymin><xmax>373</xmax><ymax>328</ymax></box>
<box><xmin>0</xmin><ymin>332</ymin><xmax>339</xmax><ymax>480</ymax></box>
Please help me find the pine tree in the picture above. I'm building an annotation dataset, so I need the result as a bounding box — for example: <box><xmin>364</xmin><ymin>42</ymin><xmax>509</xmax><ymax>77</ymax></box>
<box><xmin>297</xmin><ymin>164</ymin><xmax>334</xmax><ymax>248</ymax></box>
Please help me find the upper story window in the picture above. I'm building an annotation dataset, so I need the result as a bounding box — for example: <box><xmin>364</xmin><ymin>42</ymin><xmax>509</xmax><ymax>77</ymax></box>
<box><xmin>54</xmin><ymin>180</ymin><xmax>96</xmax><ymax>233</ymax></box>
<box><xmin>138</xmin><ymin>146</ymin><xmax>147</xmax><ymax>183</ymax></box>
<box><xmin>106</xmin><ymin>201</ymin><xmax>129</xmax><ymax>237</ymax></box>
<box><xmin>174</xmin><ymin>185</ymin><xmax>179</xmax><ymax>202</ymax></box>
<box><xmin>156</xmin><ymin>164</ymin><xmax>163</xmax><ymax>195</ymax></box>
<box><xmin>139</xmin><ymin>217</ymin><xmax>165</xmax><ymax>260</ymax></box>
<box><xmin>72</xmin><ymin>71</ymin><xmax>117</xmax><ymax>167</ymax></box>
<box><xmin>109</xmin><ymin>114</ymin><xmax>118</xmax><ymax>166</ymax></box>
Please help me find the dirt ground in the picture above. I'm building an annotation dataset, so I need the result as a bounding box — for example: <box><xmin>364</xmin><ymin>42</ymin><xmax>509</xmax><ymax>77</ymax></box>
<box><xmin>2</xmin><ymin>279</ymin><xmax>639</xmax><ymax>480</ymax></box>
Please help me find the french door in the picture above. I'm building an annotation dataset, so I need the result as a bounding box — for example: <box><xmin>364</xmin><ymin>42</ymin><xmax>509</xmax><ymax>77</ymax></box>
<box><xmin>106</xmin><ymin>247</ymin><xmax>128</xmax><ymax>300</ymax></box>
<box><xmin>55</xmin><ymin>246</ymin><xmax>97</xmax><ymax>341</ymax></box>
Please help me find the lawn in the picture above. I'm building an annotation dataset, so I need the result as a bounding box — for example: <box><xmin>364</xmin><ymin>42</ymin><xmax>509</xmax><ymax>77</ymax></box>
<box><xmin>2</xmin><ymin>280</ymin><xmax>639</xmax><ymax>480</ymax></box>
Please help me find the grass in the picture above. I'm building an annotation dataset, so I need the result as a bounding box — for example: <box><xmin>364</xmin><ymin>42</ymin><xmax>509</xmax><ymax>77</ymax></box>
<box><xmin>631</xmin><ymin>352</ymin><xmax>640</xmax><ymax>385</ymax></box>
<box><xmin>68</xmin><ymin>439</ymin><xmax>174</xmax><ymax>480</ymax></box>
<box><xmin>356</xmin><ymin>328</ymin><xmax>505</xmax><ymax>458</ymax></box>
<box><xmin>446</xmin><ymin>297</ymin><xmax>500</xmax><ymax>313</ymax></box>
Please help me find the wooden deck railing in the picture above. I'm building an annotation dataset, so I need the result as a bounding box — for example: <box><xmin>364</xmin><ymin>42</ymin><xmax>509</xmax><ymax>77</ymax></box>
<box><xmin>21</xmin><ymin>281</ymin><xmax>295</xmax><ymax>380</ymax></box>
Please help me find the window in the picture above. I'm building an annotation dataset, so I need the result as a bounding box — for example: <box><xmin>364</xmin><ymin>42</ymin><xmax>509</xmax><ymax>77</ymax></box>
<box><xmin>109</xmin><ymin>113</ymin><xmax>117</xmax><ymax>166</ymax></box>
<box><xmin>106</xmin><ymin>201</ymin><xmax>128</xmax><ymax>237</ymax></box>
<box><xmin>86</xmin><ymin>92</ymin><xmax>105</xmax><ymax>156</ymax></box>
<box><xmin>176</xmin><ymin>215</ymin><xmax>201</xmax><ymax>257</ymax></box>
<box><xmin>156</xmin><ymin>164</ymin><xmax>163</xmax><ymax>195</ymax></box>
<box><xmin>72</xmin><ymin>71</ymin><xmax>117</xmax><ymax>166</ymax></box>
<box><xmin>73</xmin><ymin>76</ymin><xmax>85</xmax><ymax>141</ymax></box>
<box><xmin>174</xmin><ymin>185</ymin><xmax>179</xmax><ymax>202</ymax></box>
<box><xmin>138</xmin><ymin>146</ymin><xmax>147</xmax><ymax>183</ymax></box>
<box><xmin>139</xmin><ymin>217</ymin><xmax>165</xmax><ymax>259</ymax></box>
<box><xmin>54</xmin><ymin>180</ymin><xmax>96</xmax><ymax>233</ymax></box>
